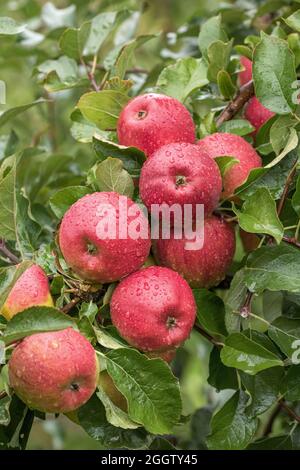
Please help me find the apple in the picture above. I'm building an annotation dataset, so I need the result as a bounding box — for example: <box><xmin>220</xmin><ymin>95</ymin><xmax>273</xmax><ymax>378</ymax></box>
<box><xmin>146</xmin><ymin>349</ymin><xmax>176</xmax><ymax>363</ymax></box>
<box><xmin>239</xmin><ymin>56</ymin><xmax>275</xmax><ymax>134</ymax></box>
<box><xmin>9</xmin><ymin>328</ymin><xmax>99</xmax><ymax>413</ymax></box>
<box><xmin>240</xmin><ymin>228</ymin><xmax>260</xmax><ymax>253</ymax></box>
<box><xmin>197</xmin><ymin>133</ymin><xmax>262</xmax><ymax>198</ymax></box>
<box><xmin>139</xmin><ymin>142</ymin><xmax>222</xmax><ymax>217</ymax></box>
<box><xmin>117</xmin><ymin>93</ymin><xmax>196</xmax><ymax>157</ymax></box>
<box><xmin>110</xmin><ymin>266</ymin><xmax>196</xmax><ymax>352</ymax></box>
<box><xmin>99</xmin><ymin>371</ymin><xmax>127</xmax><ymax>411</ymax></box>
<box><xmin>1</xmin><ymin>264</ymin><xmax>53</xmax><ymax>321</ymax></box>
<box><xmin>153</xmin><ymin>215</ymin><xmax>236</xmax><ymax>288</ymax></box>
<box><xmin>59</xmin><ymin>192</ymin><xmax>151</xmax><ymax>283</ymax></box>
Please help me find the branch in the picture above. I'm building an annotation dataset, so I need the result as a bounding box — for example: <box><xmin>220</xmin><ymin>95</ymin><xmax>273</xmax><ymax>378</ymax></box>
<box><xmin>277</xmin><ymin>163</ymin><xmax>298</xmax><ymax>216</ymax></box>
<box><xmin>240</xmin><ymin>290</ymin><xmax>254</xmax><ymax>318</ymax></box>
<box><xmin>0</xmin><ymin>391</ymin><xmax>7</xmax><ymax>400</ymax></box>
<box><xmin>0</xmin><ymin>239</ymin><xmax>19</xmax><ymax>264</ymax></box>
<box><xmin>216</xmin><ymin>80</ymin><xmax>255</xmax><ymax>127</ymax></box>
<box><xmin>279</xmin><ymin>399</ymin><xmax>300</xmax><ymax>424</ymax></box>
<box><xmin>262</xmin><ymin>402</ymin><xmax>282</xmax><ymax>437</ymax></box>
<box><xmin>193</xmin><ymin>324</ymin><xmax>224</xmax><ymax>347</ymax></box>
<box><xmin>61</xmin><ymin>297</ymin><xmax>81</xmax><ymax>314</ymax></box>
<box><xmin>282</xmin><ymin>236</ymin><xmax>300</xmax><ymax>249</ymax></box>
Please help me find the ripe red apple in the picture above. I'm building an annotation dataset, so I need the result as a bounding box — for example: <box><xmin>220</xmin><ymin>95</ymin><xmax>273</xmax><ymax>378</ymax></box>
<box><xmin>139</xmin><ymin>142</ymin><xmax>222</xmax><ymax>217</ymax></box>
<box><xmin>59</xmin><ymin>192</ymin><xmax>151</xmax><ymax>283</ymax></box>
<box><xmin>239</xmin><ymin>56</ymin><xmax>275</xmax><ymax>134</ymax></box>
<box><xmin>1</xmin><ymin>264</ymin><xmax>53</xmax><ymax>321</ymax></box>
<box><xmin>9</xmin><ymin>328</ymin><xmax>99</xmax><ymax>413</ymax></box>
<box><xmin>117</xmin><ymin>93</ymin><xmax>196</xmax><ymax>157</ymax></box>
<box><xmin>153</xmin><ymin>215</ymin><xmax>236</xmax><ymax>288</ymax></box>
<box><xmin>110</xmin><ymin>266</ymin><xmax>196</xmax><ymax>352</ymax></box>
<box><xmin>197</xmin><ymin>133</ymin><xmax>262</xmax><ymax>198</ymax></box>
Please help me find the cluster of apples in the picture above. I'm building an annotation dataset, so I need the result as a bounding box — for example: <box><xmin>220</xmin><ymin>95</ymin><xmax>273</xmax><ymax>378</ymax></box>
<box><xmin>3</xmin><ymin>59</ymin><xmax>265</xmax><ymax>416</ymax></box>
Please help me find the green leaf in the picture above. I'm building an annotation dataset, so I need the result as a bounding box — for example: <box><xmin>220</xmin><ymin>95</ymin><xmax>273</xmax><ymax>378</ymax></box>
<box><xmin>78</xmin><ymin>393</ymin><xmax>151</xmax><ymax>449</ymax></box>
<box><xmin>105</xmin><ymin>348</ymin><xmax>182</xmax><ymax>434</ymax></box>
<box><xmin>0</xmin><ymin>99</ymin><xmax>47</xmax><ymax>129</ymax></box>
<box><xmin>219</xmin><ymin>119</ymin><xmax>255</xmax><ymax>136</ymax></box>
<box><xmin>77</xmin><ymin>91</ymin><xmax>129</xmax><ymax>130</ymax></box>
<box><xmin>87</xmin><ymin>157</ymin><xmax>134</xmax><ymax>197</ymax></box>
<box><xmin>244</xmin><ymin>245</ymin><xmax>300</xmax><ymax>293</ymax></box>
<box><xmin>112</xmin><ymin>35</ymin><xmax>156</xmax><ymax>79</ymax></box>
<box><xmin>224</xmin><ymin>269</ymin><xmax>247</xmax><ymax>334</ymax></box>
<box><xmin>0</xmin><ymin>261</ymin><xmax>33</xmax><ymax>311</ymax></box>
<box><xmin>292</xmin><ymin>174</ymin><xmax>300</xmax><ymax>216</ymax></box>
<box><xmin>207</xmin><ymin>391</ymin><xmax>258</xmax><ymax>450</ymax></box>
<box><xmin>208</xmin><ymin>347</ymin><xmax>239</xmax><ymax>391</ymax></box>
<box><xmin>217</xmin><ymin>69</ymin><xmax>236</xmax><ymax>99</ymax></box>
<box><xmin>220</xmin><ymin>333</ymin><xmax>283</xmax><ymax>375</ymax></box>
<box><xmin>3</xmin><ymin>306</ymin><xmax>76</xmax><ymax>344</ymax></box>
<box><xmin>193</xmin><ymin>289</ymin><xmax>227</xmax><ymax>337</ymax></box>
<box><xmin>233</xmin><ymin>188</ymin><xmax>284</xmax><ymax>244</ymax></box>
<box><xmin>0</xmin><ymin>17</ymin><xmax>26</xmax><ymax>35</ymax></box>
<box><xmin>240</xmin><ymin>367</ymin><xmax>283</xmax><ymax>416</ymax></box>
<box><xmin>214</xmin><ymin>156</ymin><xmax>239</xmax><ymax>178</ymax></box>
<box><xmin>93</xmin><ymin>135</ymin><xmax>145</xmax><ymax>178</ymax></box>
<box><xmin>157</xmin><ymin>57</ymin><xmax>208</xmax><ymax>102</ymax></box>
<box><xmin>49</xmin><ymin>186</ymin><xmax>91</xmax><ymax>219</ymax></box>
<box><xmin>253</xmin><ymin>33</ymin><xmax>297</xmax><ymax>114</ymax></box>
<box><xmin>268</xmin><ymin>317</ymin><xmax>300</xmax><ymax>358</ymax></box>
<box><xmin>270</xmin><ymin>115</ymin><xmax>298</xmax><ymax>155</ymax></box>
<box><xmin>285</xmin><ymin>10</ymin><xmax>300</xmax><ymax>33</ymax></box>
<box><xmin>94</xmin><ymin>327</ymin><xmax>127</xmax><ymax>350</ymax></box>
<box><xmin>0</xmin><ymin>396</ymin><xmax>11</xmax><ymax>426</ymax></box>
<box><xmin>36</xmin><ymin>56</ymin><xmax>89</xmax><ymax>92</ymax></box>
<box><xmin>198</xmin><ymin>15</ymin><xmax>228</xmax><ymax>58</ymax></box>
<box><xmin>281</xmin><ymin>365</ymin><xmax>300</xmax><ymax>401</ymax></box>
<box><xmin>97</xmin><ymin>388</ymin><xmax>139</xmax><ymax>430</ymax></box>
<box><xmin>59</xmin><ymin>22</ymin><xmax>91</xmax><ymax>59</ymax></box>
<box><xmin>265</xmin><ymin>127</ymin><xmax>298</xmax><ymax>168</ymax></box>
<box><xmin>207</xmin><ymin>40</ymin><xmax>233</xmax><ymax>82</ymax></box>
<box><xmin>248</xmin><ymin>435</ymin><xmax>293</xmax><ymax>450</ymax></box>
<box><xmin>189</xmin><ymin>407</ymin><xmax>213</xmax><ymax>450</ymax></box>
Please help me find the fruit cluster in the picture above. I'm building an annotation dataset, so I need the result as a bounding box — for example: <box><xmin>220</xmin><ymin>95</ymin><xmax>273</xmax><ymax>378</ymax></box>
<box><xmin>3</xmin><ymin>67</ymin><xmax>264</xmax><ymax>415</ymax></box>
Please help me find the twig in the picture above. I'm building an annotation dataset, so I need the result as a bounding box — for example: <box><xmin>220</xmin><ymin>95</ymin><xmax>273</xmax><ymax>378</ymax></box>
<box><xmin>81</xmin><ymin>57</ymin><xmax>100</xmax><ymax>92</ymax></box>
<box><xmin>240</xmin><ymin>290</ymin><xmax>254</xmax><ymax>318</ymax></box>
<box><xmin>193</xmin><ymin>324</ymin><xmax>224</xmax><ymax>347</ymax></box>
<box><xmin>282</xmin><ymin>236</ymin><xmax>300</xmax><ymax>249</ymax></box>
<box><xmin>0</xmin><ymin>391</ymin><xmax>7</xmax><ymax>400</ymax></box>
<box><xmin>0</xmin><ymin>239</ymin><xmax>19</xmax><ymax>264</ymax></box>
<box><xmin>262</xmin><ymin>402</ymin><xmax>282</xmax><ymax>437</ymax></box>
<box><xmin>279</xmin><ymin>399</ymin><xmax>300</xmax><ymax>424</ymax></box>
<box><xmin>216</xmin><ymin>80</ymin><xmax>255</xmax><ymax>127</ymax></box>
<box><xmin>61</xmin><ymin>297</ymin><xmax>81</xmax><ymax>314</ymax></box>
<box><xmin>277</xmin><ymin>163</ymin><xmax>298</xmax><ymax>216</ymax></box>
<box><xmin>93</xmin><ymin>64</ymin><xmax>149</xmax><ymax>74</ymax></box>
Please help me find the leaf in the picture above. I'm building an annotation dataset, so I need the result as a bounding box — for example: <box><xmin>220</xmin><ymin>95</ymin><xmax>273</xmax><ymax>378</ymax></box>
<box><xmin>240</xmin><ymin>367</ymin><xmax>283</xmax><ymax>416</ymax></box>
<box><xmin>217</xmin><ymin>69</ymin><xmax>236</xmax><ymax>99</ymax></box>
<box><xmin>214</xmin><ymin>156</ymin><xmax>239</xmax><ymax>178</ymax></box>
<box><xmin>248</xmin><ymin>435</ymin><xmax>293</xmax><ymax>450</ymax></box>
<box><xmin>281</xmin><ymin>365</ymin><xmax>300</xmax><ymax>401</ymax></box>
<box><xmin>244</xmin><ymin>245</ymin><xmax>300</xmax><ymax>293</ymax></box>
<box><xmin>208</xmin><ymin>347</ymin><xmax>239</xmax><ymax>391</ymax></box>
<box><xmin>253</xmin><ymin>33</ymin><xmax>297</xmax><ymax>114</ymax></box>
<box><xmin>87</xmin><ymin>157</ymin><xmax>134</xmax><ymax>197</ymax></box>
<box><xmin>233</xmin><ymin>188</ymin><xmax>284</xmax><ymax>244</ymax></box>
<box><xmin>285</xmin><ymin>10</ymin><xmax>300</xmax><ymax>33</ymax></box>
<box><xmin>49</xmin><ymin>186</ymin><xmax>91</xmax><ymax>219</ymax></box>
<box><xmin>97</xmin><ymin>388</ymin><xmax>139</xmax><ymax>430</ymax></box>
<box><xmin>265</xmin><ymin>127</ymin><xmax>298</xmax><ymax>168</ymax></box>
<box><xmin>41</xmin><ymin>3</ymin><xmax>75</xmax><ymax>30</ymax></box>
<box><xmin>193</xmin><ymin>289</ymin><xmax>227</xmax><ymax>337</ymax></box>
<box><xmin>157</xmin><ymin>57</ymin><xmax>208</xmax><ymax>102</ymax></box>
<box><xmin>104</xmin><ymin>348</ymin><xmax>182</xmax><ymax>434</ymax></box>
<box><xmin>77</xmin><ymin>393</ymin><xmax>151</xmax><ymax>449</ymax></box>
<box><xmin>207</xmin><ymin>391</ymin><xmax>258</xmax><ymax>450</ymax></box>
<box><xmin>270</xmin><ymin>115</ymin><xmax>298</xmax><ymax>155</ymax></box>
<box><xmin>224</xmin><ymin>269</ymin><xmax>247</xmax><ymax>334</ymax></box>
<box><xmin>3</xmin><ymin>306</ymin><xmax>76</xmax><ymax>344</ymax></box>
<box><xmin>112</xmin><ymin>35</ymin><xmax>156</xmax><ymax>79</ymax></box>
<box><xmin>0</xmin><ymin>396</ymin><xmax>11</xmax><ymax>426</ymax></box>
<box><xmin>0</xmin><ymin>99</ymin><xmax>47</xmax><ymax>129</ymax></box>
<box><xmin>93</xmin><ymin>135</ymin><xmax>145</xmax><ymax>178</ymax></box>
<box><xmin>292</xmin><ymin>174</ymin><xmax>300</xmax><ymax>216</ymax></box>
<box><xmin>198</xmin><ymin>15</ymin><xmax>228</xmax><ymax>58</ymax></box>
<box><xmin>0</xmin><ymin>17</ymin><xmax>26</xmax><ymax>35</ymax></box>
<box><xmin>77</xmin><ymin>91</ymin><xmax>129</xmax><ymax>130</ymax></box>
<box><xmin>94</xmin><ymin>327</ymin><xmax>127</xmax><ymax>350</ymax></box>
<box><xmin>268</xmin><ymin>317</ymin><xmax>300</xmax><ymax>358</ymax></box>
<box><xmin>189</xmin><ymin>407</ymin><xmax>213</xmax><ymax>450</ymax></box>
<box><xmin>0</xmin><ymin>156</ymin><xmax>17</xmax><ymax>241</ymax></box>
<box><xmin>207</xmin><ymin>40</ymin><xmax>233</xmax><ymax>82</ymax></box>
<box><xmin>0</xmin><ymin>261</ymin><xmax>33</xmax><ymax>311</ymax></box>
<box><xmin>59</xmin><ymin>22</ymin><xmax>91</xmax><ymax>59</ymax></box>
<box><xmin>219</xmin><ymin>119</ymin><xmax>255</xmax><ymax>136</ymax></box>
<box><xmin>220</xmin><ymin>332</ymin><xmax>283</xmax><ymax>375</ymax></box>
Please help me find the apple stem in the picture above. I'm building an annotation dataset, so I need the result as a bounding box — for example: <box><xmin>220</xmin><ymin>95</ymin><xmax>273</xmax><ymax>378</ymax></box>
<box><xmin>194</xmin><ymin>323</ymin><xmax>224</xmax><ymax>347</ymax></box>
<box><xmin>216</xmin><ymin>80</ymin><xmax>255</xmax><ymax>126</ymax></box>
<box><xmin>61</xmin><ymin>297</ymin><xmax>81</xmax><ymax>314</ymax></box>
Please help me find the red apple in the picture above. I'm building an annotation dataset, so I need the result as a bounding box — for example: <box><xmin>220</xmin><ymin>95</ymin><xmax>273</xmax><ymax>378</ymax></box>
<box><xmin>239</xmin><ymin>56</ymin><xmax>253</xmax><ymax>86</ymax></box>
<box><xmin>153</xmin><ymin>215</ymin><xmax>236</xmax><ymax>288</ymax></box>
<box><xmin>1</xmin><ymin>264</ymin><xmax>53</xmax><ymax>321</ymax></box>
<box><xmin>197</xmin><ymin>133</ymin><xmax>262</xmax><ymax>198</ymax></box>
<box><xmin>110</xmin><ymin>266</ymin><xmax>196</xmax><ymax>352</ymax></box>
<box><xmin>117</xmin><ymin>93</ymin><xmax>196</xmax><ymax>157</ymax></box>
<box><xmin>59</xmin><ymin>192</ymin><xmax>151</xmax><ymax>283</ymax></box>
<box><xmin>139</xmin><ymin>142</ymin><xmax>222</xmax><ymax>217</ymax></box>
<box><xmin>9</xmin><ymin>328</ymin><xmax>99</xmax><ymax>413</ymax></box>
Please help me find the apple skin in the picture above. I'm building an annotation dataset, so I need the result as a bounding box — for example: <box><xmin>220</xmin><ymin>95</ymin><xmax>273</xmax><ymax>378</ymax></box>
<box><xmin>197</xmin><ymin>133</ymin><xmax>262</xmax><ymax>198</ymax></box>
<box><xmin>1</xmin><ymin>264</ymin><xmax>53</xmax><ymax>321</ymax></box>
<box><xmin>240</xmin><ymin>228</ymin><xmax>260</xmax><ymax>253</ymax></box>
<box><xmin>239</xmin><ymin>56</ymin><xmax>275</xmax><ymax>135</ymax></box>
<box><xmin>146</xmin><ymin>349</ymin><xmax>176</xmax><ymax>363</ymax></box>
<box><xmin>110</xmin><ymin>266</ymin><xmax>196</xmax><ymax>352</ymax></box>
<box><xmin>117</xmin><ymin>93</ymin><xmax>196</xmax><ymax>157</ymax></box>
<box><xmin>99</xmin><ymin>371</ymin><xmax>127</xmax><ymax>411</ymax></box>
<box><xmin>59</xmin><ymin>192</ymin><xmax>151</xmax><ymax>284</ymax></box>
<box><xmin>153</xmin><ymin>215</ymin><xmax>236</xmax><ymax>289</ymax></box>
<box><xmin>139</xmin><ymin>142</ymin><xmax>222</xmax><ymax>217</ymax></box>
<box><xmin>8</xmin><ymin>328</ymin><xmax>99</xmax><ymax>413</ymax></box>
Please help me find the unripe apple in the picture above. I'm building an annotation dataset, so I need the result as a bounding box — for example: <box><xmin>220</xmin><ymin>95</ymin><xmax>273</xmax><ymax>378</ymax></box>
<box><xmin>153</xmin><ymin>215</ymin><xmax>236</xmax><ymax>288</ymax></box>
<box><xmin>59</xmin><ymin>192</ymin><xmax>151</xmax><ymax>283</ymax></box>
<box><xmin>9</xmin><ymin>328</ymin><xmax>99</xmax><ymax>413</ymax></box>
<box><xmin>239</xmin><ymin>56</ymin><xmax>275</xmax><ymax>134</ymax></box>
<box><xmin>197</xmin><ymin>133</ymin><xmax>262</xmax><ymax>198</ymax></box>
<box><xmin>99</xmin><ymin>371</ymin><xmax>127</xmax><ymax>411</ymax></box>
<box><xmin>1</xmin><ymin>264</ymin><xmax>53</xmax><ymax>321</ymax></box>
<box><xmin>139</xmin><ymin>142</ymin><xmax>222</xmax><ymax>217</ymax></box>
<box><xmin>110</xmin><ymin>266</ymin><xmax>196</xmax><ymax>352</ymax></box>
<box><xmin>117</xmin><ymin>93</ymin><xmax>196</xmax><ymax>157</ymax></box>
